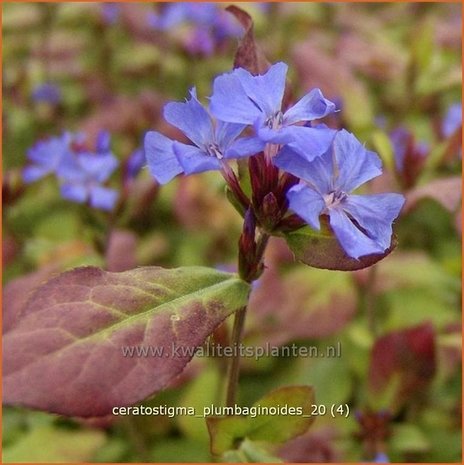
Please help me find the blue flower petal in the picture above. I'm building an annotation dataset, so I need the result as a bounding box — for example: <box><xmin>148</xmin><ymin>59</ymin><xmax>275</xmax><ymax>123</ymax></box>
<box><xmin>225</xmin><ymin>136</ymin><xmax>265</xmax><ymax>159</ymax></box>
<box><xmin>60</xmin><ymin>183</ymin><xmax>88</xmax><ymax>204</ymax></box>
<box><xmin>78</xmin><ymin>153</ymin><xmax>118</xmax><ymax>183</ymax></box>
<box><xmin>164</xmin><ymin>88</ymin><xmax>213</xmax><ymax>147</ymax></box>
<box><xmin>56</xmin><ymin>154</ymin><xmax>86</xmax><ymax>182</ymax></box>
<box><xmin>144</xmin><ymin>131</ymin><xmax>183</xmax><ymax>185</ymax></box>
<box><xmin>342</xmin><ymin>193</ymin><xmax>404</xmax><ymax>250</ymax></box>
<box><xmin>328</xmin><ymin>208</ymin><xmax>386</xmax><ymax>259</ymax></box>
<box><xmin>210</xmin><ymin>73</ymin><xmax>262</xmax><ymax>124</ymax></box>
<box><xmin>27</xmin><ymin>137</ymin><xmax>67</xmax><ymax>165</ymax></box>
<box><xmin>173</xmin><ymin>141</ymin><xmax>222</xmax><ymax>174</ymax></box>
<box><xmin>233</xmin><ymin>62</ymin><xmax>288</xmax><ymax>116</ymax></box>
<box><xmin>260</xmin><ymin>125</ymin><xmax>336</xmax><ymax>161</ymax></box>
<box><xmin>89</xmin><ymin>186</ymin><xmax>119</xmax><ymax>211</ymax></box>
<box><xmin>287</xmin><ymin>184</ymin><xmax>325</xmax><ymax>230</ymax></box>
<box><xmin>215</xmin><ymin>121</ymin><xmax>247</xmax><ymax>150</ymax></box>
<box><xmin>333</xmin><ymin>130</ymin><xmax>383</xmax><ymax>192</ymax></box>
<box><xmin>23</xmin><ymin>165</ymin><xmax>53</xmax><ymax>183</ymax></box>
<box><xmin>273</xmin><ymin>146</ymin><xmax>331</xmax><ymax>190</ymax></box>
<box><xmin>283</xmin><ymin>88</ymin><xmax>336</xmax><ymax>125</ymax></box>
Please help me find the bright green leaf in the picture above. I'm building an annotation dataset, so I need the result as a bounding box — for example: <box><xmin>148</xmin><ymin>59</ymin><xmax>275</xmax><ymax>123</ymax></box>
<box><xmin>3</xmin><ymin>426</ymin><xmax>105</xmax><ymax>463</ymax></box>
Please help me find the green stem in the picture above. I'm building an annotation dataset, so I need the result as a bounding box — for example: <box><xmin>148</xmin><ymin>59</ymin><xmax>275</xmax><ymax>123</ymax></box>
<box><xmin>122</xmin><ymin>416</ymin><xmax>151</xmax><ymax>462</ymax></box>
<box><xmin>365</xmin><ymin>265</ymin><xmax>378</xmax><ymax>337</ymax></box>
<box><xmin>225</xmin><ymin>306</ymin><xmax>248</xmax><ymax>407</ymax></box>
<box><xmin>225</xmin><ymin>232</ymin><xmax>270</xmax><ymax>407</ymax></box>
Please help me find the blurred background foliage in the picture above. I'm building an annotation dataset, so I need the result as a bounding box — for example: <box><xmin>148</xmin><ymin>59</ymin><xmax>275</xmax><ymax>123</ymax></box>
<box><xmin>2</xmin><ymin>2</ymin><xmax>461</xmax><ymax>463</ymax></box>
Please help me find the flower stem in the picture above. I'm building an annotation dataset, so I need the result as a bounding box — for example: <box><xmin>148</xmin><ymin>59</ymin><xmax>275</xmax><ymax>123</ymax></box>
<box><xmin>226</xmin><ymin>231</ymin><xmax>269</xmax><ymax>407</ymax></box>
<box><xmin>225</xmin><ymin>305</ymin><xmax>247</xmax><ymax>407</ymax></box>
<box><xmin>365</xmin><ymin>265</ymin><xmax>378</xmax><ymax>337</ymax></box>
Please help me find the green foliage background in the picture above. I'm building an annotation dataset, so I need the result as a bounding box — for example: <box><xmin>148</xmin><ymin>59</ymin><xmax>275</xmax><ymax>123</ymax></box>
<box><xmin>3</xmin><ymin>2</ymin><xmax>461</xmax><ymax>463</ymax></box>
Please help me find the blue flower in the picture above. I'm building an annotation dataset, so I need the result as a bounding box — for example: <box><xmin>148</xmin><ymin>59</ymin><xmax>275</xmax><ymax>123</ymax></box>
<box><xmin>57</xmin><ymin>131</ymin><xmax>119</xmax><ymax>211</ymax></box>
<box><xmin>101</xmin><ymin>3</ymin><xmax>120</xmax><ymax>25</ymax></box>
<box><xmin>24</xmin><ymin>131</ymin><xmax>119</xmax><ymax>211</ymax></box>
<box><xmin>390</xmin><ymin>127</ymin><xmax>428</xmax><ymax>173</ymax></box>
<box><xmin>274</xmin><ymin>130</ymin><xmax>405</xmax><ymax>259</ymax></box>
<box><xmin>148</xmin><ymin>3</ymin><xmax>241</xmax><ymax>56</ymax></box>
<box><xmin>31</xmin><ymin>82</ymin><xmax>61</xmax><ymax>105</ymax></box>
<box><xmin>373</xmin><ymin>452</ymin><xmax>389</xmax><ymax>463</ymax></box>
<box><xmin>144</xmin><ymin>88</ymin><xmax>264</xmax><ymax>185</ymax></box>
<box><xmin>23</xmin><ymin>133</ymin><xmax>72</xmax><ymax>183</ymax></box>
<box><xmin>209</xmin><ymin>62</ymin><xmax>336</xmax><ymax>158</ymax></box>
<box><xmin>442</xmin><ymin>102</ymin><xmax>462</xmax><ymax>138</ymax></box>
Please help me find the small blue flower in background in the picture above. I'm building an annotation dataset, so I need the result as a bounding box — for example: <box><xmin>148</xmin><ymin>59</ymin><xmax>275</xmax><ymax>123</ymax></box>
<box><xmin>58</xmin><ymin>131</ymin><xmax>119</xmax><ymax>211</ymax></box>
<box><xmin>184</xmin><ymin>28</ymin><xmax>215</xmax><ymax>56</ymax></box>
<box><xmin>274</xmin><ymin>129</ymin><xmax>405</xmax><ymax>259</ymax></box>
<box><xmin>149</xmin><ymin>3</ymin><xmax>241</xmax><ymax>56</ymax></box>
<box><xmin>442</xmin><ymin>102</ymin><xmax>462</xmax><ymax>138</ymax></box>
<box><xmin>101</xmin><ymin>2</ymin><xmax>120</xmax><ymax>25</ymax></box>
<box><xmin>373</xmin><ymin>452</ymin><xmax>389</xmax><ymax>463</ymax></box>
<box><xmin>210</xmin><ymin>62</ymin><xmax>336</xmax><ymax>158</ymax></box>
<box><xmin>31</xmin><ymin>82</ymin><xmax>61</xmax><ymax>105</ymax></box>
<box><xmin>23</xmin><ymin>132</ymin><xmax>72</xmax><ymax>183</ymax></box>
<box><xmin>144</xmin><ymin>88</ymin><xmax>264</xmax><ymax>184</ymax></box>
<box><xmin>390</xmin><ymin>127</ymin><xmax>428</xmax><ymax>173</ymax></box>
<box><xmin>24</xmin><ymin>131</ymin><xmax>119</xmax><ymax>211</ymax></box>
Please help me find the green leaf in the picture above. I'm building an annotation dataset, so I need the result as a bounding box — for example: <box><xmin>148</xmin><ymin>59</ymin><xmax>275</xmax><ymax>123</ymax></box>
<box><xmin>178</xmin><ymin>366</ymin><xmax>221</xmax><ymax>441</ymax></box>
<box><xmin>152</xmin><ymin>437</ymin><xmax>212</xmax><ymax>463</ymax></box>
<box><xmin>390</xmin><ymin>424</ymin><xmax>430</xmax><ymax>454</ymax></box>
<box><xmin>410</xmin><ymin>19</ymin><xmax>434</xmax><ymax>75</ymax></box>
<box><xmin>4</xmin><ymin>266</ymin><xmax>250</xmax><ymax>417</ymax></box>
<box><xmin>3</xmin><ymin>426</ymin><xmax>105</xmax><ymax>463</ymax></box>
<box><xmin>284</xmin><ymin>227</ymin><xmax>396</xmax><ymax>271</ymax></box>
<box><xmin>207</xmin><ymin>416</ymin><xmax>250</xmax><ymax>456</ymax></box>
<box><xmin>207</xmin><ymin>386</ymin><xmax>314</xmax><ymax>456</ymax></box>
<box><xmin>222</xmin><ymin>439</ymin><xmax>284</xmax><ymax>463</ymax></box>
<box><xmin>369</xmin><ymin>130</ymin><xmax>395</xmax><ymax>173</ymax></box>
<box><xmin>247</xmin><ymin>386</ymin><xmax>315</xmax><ymax>443</ymax></box>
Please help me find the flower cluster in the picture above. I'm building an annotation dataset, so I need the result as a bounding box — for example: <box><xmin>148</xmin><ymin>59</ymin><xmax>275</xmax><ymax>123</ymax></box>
<box><xmin>23</xmin><ymin>130</ymin><xmax>119</xmax><ymax>211</ymax></box>
<box><xmin>144</xmin><ymin>62</ymin><xmax>404</xmax><ymax>260</ymax></box>
<box><xmin>149</xmin><ymin>3</ymin><xmax>242</xmax><ymax>56</ymax></box>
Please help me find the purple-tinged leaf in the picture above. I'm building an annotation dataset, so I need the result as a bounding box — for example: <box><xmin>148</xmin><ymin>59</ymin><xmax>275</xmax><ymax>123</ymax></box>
<box><xmin>225</xmin><ymin>5</ymin><xmax>270</xmax><ymax>75</ymax></box>
<box><xmin>278</xmin><ymin>426</ymin><xmax>340</xmax><ymax>463</ymax></box>
<box><xmin>247</xmin><ymin>266</ymin><xmax>356</xmax><ymax>347</ymax></box>
<box><xmin>4</xmin><ymin>266</ymin><xmax>250</xmax><ymax>417</ymax></box>
<box><xmin>403</xmin><ymin>176</ymin><xmax>461</xmax><ymax>213</ymax></box>
<box><xmin>367</xmin><ymin>323</ymin><xmax>436</xmax><ymax>413</ymax></box>
<box><xmin>284</xmin><ymin>226</ymin><xmax>397</xmax><ymax>271</ymax></box>
<box><xmin>3</xmin><ymin>265</ymin><xmax>59</xmax><ymax>334</ymax></box>
<box><xmin>105</xmin><ymin>229</ymin><xmax>137</xmax><ymax>272</ymax></box>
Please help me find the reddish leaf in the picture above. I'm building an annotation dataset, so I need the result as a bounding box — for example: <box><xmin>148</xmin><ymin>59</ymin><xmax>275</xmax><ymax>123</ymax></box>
<box><xmin>404</xmin><ymin>176</ymin><xmax>462</xmax><ymax>213</ymax></box>
<box><xmin>247</xmin><ymin>265</ymin><xmax>356</xmax><ymax>346</ymax></box>
<box><xmin>3</xmin><ymin>265</ymin><xmax>59</xmax><ymax>334</ymax></box>
<box><xmin>367</xmin><ymin>323</ymin><xmax>436</xmax><ymax>412</ymax></box>
<box><xmin>278</xmin><ymin>426</ymin><xmax>340</xmax><ymax>463</ymax></box>
<box><xmin>226</xmin><ymin>6</ymin><xmax>270</xmax><ymax>75</ymax></box>
<box><xmin>4</xmin><ymin>266</ymin><xmax>250</xmax><ymax>417</ymax></box>
<box><xmin>105</xmin><ymin>229</ymin><xmax>137</xmax><ymax>272</ymax></box>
